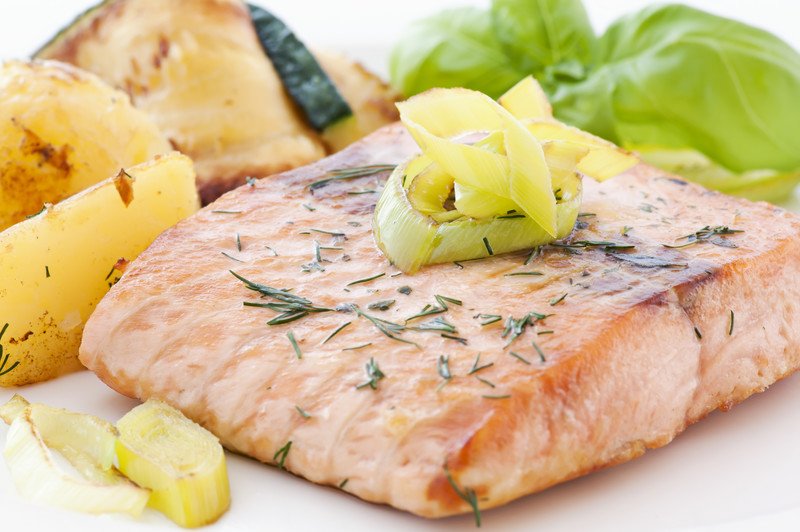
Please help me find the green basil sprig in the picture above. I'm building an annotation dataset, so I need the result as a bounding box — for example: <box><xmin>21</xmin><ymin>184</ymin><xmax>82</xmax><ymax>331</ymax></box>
<box><xmin>390</xmin><ymin>2</ymin><xmax>800</xmax><ymax>201</ymax></box>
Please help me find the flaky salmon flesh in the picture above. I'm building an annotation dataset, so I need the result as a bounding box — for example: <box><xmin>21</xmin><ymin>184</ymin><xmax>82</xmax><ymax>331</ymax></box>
<box><xmin>80</xmin><ymin>124</ymin><xmax>800</xmax><ymax>519</ymax></box>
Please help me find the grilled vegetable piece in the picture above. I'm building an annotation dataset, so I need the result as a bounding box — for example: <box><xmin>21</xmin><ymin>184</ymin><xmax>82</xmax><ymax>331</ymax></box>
<box><xmin>248</xmin><ymin>4</ymin><xmax>351</xmax><ymax>133</ymax></box>
<box><xmin>37</xmin><ymin>0</ymin><xmax>397</xmax><ymax>203</ymax></box>
<box><xmin>1</xmin><ymin>396</ymin><xmax>150</xmax><ymax>516</ymax></box>
<box><xmin>0</xmin><ymin>153</ymin><xmax>199</xmax><ymax>387</ymax></box>
<box><xmin>116</xmin><ymin>399</ymin><xmax>230</xmax><ymax>528</ymax></box>
<box><xmin>0</xmin><ymin>59</ymin><xmax>170</xmax><ymax>230</ymax></box>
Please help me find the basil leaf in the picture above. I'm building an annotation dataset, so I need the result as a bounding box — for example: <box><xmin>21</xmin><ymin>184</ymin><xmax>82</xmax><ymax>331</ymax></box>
<box><xmin>490</xmin><ymin>0</ymin><xmax>596</xmax><ymax>77</ymax></box>
<box><xmin>552</xmin><ymin>4</ymin><xmax>800</xmax><ymax>177</ymax></box>
<box><xmin>389</xmin><ymin>7</ymin><xmax>524</xmax><ymax>98</ymax></box>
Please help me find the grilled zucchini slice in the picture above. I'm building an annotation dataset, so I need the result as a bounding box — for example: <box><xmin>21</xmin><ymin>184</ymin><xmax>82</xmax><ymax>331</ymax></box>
<box><xmin>37</xmin><ymin>0</ymin><xmax>397</xmax><ymax>203</ymax></box>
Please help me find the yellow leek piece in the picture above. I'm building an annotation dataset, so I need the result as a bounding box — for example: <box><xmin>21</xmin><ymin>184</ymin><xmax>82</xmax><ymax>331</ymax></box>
<box><xmin>116</xmin><ymin>399</ymin><xmax>230</xmax><ymax>528</ymax></box>
<box><xmin>397</xmin><ymin>88</ymin><xmax>557</xmax><ymax>235</ymax></box>
<box><xmin>498</xmin><ymin>75</ymin><xmax>553</xmax><ymax>120</ymax></box>
<box><xmin>526</xmin><ymin>119</ymin><xmax>638</xmax><ymax>181</ymax></box>
<box><xmin>374</xmin><ymin>80</ymin><xmax>637</xmax><ymax>273</ymax></box>
<box><xmin>0</xmin><ymin>395</ymin><xmax>149</xmax><ymax>516</ymax></box>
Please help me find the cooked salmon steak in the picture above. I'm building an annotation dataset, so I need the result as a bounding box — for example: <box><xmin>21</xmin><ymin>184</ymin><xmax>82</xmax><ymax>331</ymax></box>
<box><xmin>80</xmin><ymin>124</ymin><xmax>800</xmax><ymax>519</ymax></box>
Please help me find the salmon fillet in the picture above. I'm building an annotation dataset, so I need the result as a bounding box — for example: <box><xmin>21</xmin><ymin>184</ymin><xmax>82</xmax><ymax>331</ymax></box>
<box><xmin>80</xmin><ymin>123</ymin><xmax>800</xmax><ymax>519</ymax></box>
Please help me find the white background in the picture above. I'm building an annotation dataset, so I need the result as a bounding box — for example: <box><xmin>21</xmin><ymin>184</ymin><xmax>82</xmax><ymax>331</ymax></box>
<box><xmin>1</xmin><ymin>1</ymin><xmax>799</xmax><ymax>531</ymax></box>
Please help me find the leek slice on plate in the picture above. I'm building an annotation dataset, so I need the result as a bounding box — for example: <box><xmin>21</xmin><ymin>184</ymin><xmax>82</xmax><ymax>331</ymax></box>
<box><xmin>0</xmin><ymin>395</ymin><xmax>150</xmax><ymax>516</ymax></box>
<box><xmin>373</xmin><ymin>76</ymin><xmax>637</xmax><ymax>273</ymax></box>
<box><xmin>116</xmin><ymin>399</ymin><xmax>230</xmax><ymax>528</ymax></box>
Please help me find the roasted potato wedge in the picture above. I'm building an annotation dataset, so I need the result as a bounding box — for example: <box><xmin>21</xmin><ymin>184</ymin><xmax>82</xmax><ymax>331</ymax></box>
<box><xmin>0</xmin><ymin>153</ymin><xmax>199</xmax><ymax>386</ymax></box>
<box><xmin>0</xmin><ymin>59</ymin><xmax>170</xmax><ymax>230</ymax></box>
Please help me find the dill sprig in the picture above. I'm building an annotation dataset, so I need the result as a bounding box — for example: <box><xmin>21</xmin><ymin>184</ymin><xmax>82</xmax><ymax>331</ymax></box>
<box><xmin>367</xmin><ymin>299</ymin><xmax>395</xmax><ymax>311</ymax></box>
<box><xmin>509</xmin><ymin>351</ymin><xmax>531</xmax><ymax>365</ymax></box>
<box><xmin>552</xmin><ymin>240</ymin><xmax>635</xmax><ymax>252</ymax></box>
<box><xmin>532</xmin><ymin>341</ymin><xmax>547</xmax><ymax>362</ymax></box>
<box><xmin>502</xmin><ymin>311</ymin><xmax>548</xmax><ymax>347</ymax></box>
<box><xmin>0</xmin><ymin>323</ymin><xmax>20</xmax><ymax>377</ymax></box>
<box><xmin>474</xmin><ymin>313</ymin><xmax>502</xmax><ymax>326</ymax></box>
<box><xmin>728</xmin><ymin>310</ymin><xmax>735</xmax><ymax>335</ymax></box>
<box><xmin>441</xmin><ymin>333</ymin><xmax>468</xmax><ymax>345</ymax></box>
<box><xmin>274</xmin><ymin>441</ymin><xmax>292</xmax><ymax>469</ymax></box>
<box><xmin>295</xmin><ymin>406</ymin><xmax>311</xmax><ymax>419</ymax></box>
<box><xmin>308</xmin><ymin>164</ymin><xmax>397</xmax><ymax>190</ymax></box>
<box><xmin>350</xmin><ymin>305</ymin><xmax>418</xmax><ymax>347</ymax></box>
<box><xmin>347</xmin><ymin>272</ymin><xmax>385</xmax><ymax>286</ymax></box>
<box><xmin>342</xmin><ymin>343</ymin><xmax>372</xmax><ymax>351</ymax></box>
<box><xmin>468</xmin><ymin>353</ymin><xmax>493</xmax><ymax>375</ymax></box>
<box><xmin>444</xmin><ymin>466</ymin><xmax>481</xmax><ymax>527</ymax></box>
<box><xmin>232</xmin><ymin>270</ymin><xmax>332</xmax><ymax>325</ymax></box>
<box><xmin>356</xmin><ymin>357</ymin><xmax>386</xmax><ymax>390</ymax></box>
<box><xmin>664</xmin><ymin>225</ymin><xmax>744</xmax><ymax>249</ymax></box>
<box><xmin>221</xmin><ymin>251</ymin><xmax>245</xmax><ymax>263</ymax></box>
<box><xmin>437</xmin><ymin>355</ymin><xmax>452</xmax><ymax>380</ymax></box>
<box><xmin>549</xmin><ymin>293</ymin><xmax>567</xmax><ymax>306</ymax></box>
<box><xmin>482</xmin><ymin>394</ymin><xmax>511</xmax><ymax>400</ymax></box>
<box><xmin>287</xmin><ymin>331</ymin><xmax>302</xmax><ymax>359</ymax></box>
<box><xmin>322</xmin><ymin>321</ymin><xmax>351</xmax><ymax>344</ymax></box>
<box><xmin>475</xmin><ymin>376</ymin><xmax>495</xmax><ymax>388</ymax></box>
<box><xmin>406</xmin><ymin>294</ymin><xmax>462</xmax><ymax>322</ymax></box>
<box><xmin>415</xmin><ymin>317</ymin><xmax>457</xmax><ymax>333</ymax></box>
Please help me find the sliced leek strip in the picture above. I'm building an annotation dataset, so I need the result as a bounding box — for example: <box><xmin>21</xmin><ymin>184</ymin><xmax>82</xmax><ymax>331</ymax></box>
<box><xmin>525</xmin><ymin>119</ymin><xmax>638</xmax><ymax>181</ymax></box>
<box><xmin>1</xmin><ymin>396</ymin><xmax>149</xmax><ymax>516</ymax></box>
<box><xmin>498</xmin><ymin>75</ymin><xmax>553</xmax><ymax>120</ymax></box>
<box><xmin>116</xmin><ymin>399</ymin><xmax>230</xmax><ymax>528</ymax></box>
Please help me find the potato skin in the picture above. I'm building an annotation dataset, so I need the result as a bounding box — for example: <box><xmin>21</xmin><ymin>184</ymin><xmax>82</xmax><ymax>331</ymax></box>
<box><xmin>0</xmin><ymin>60</ymin><xmax>170</xmax><ymax>230</ymax></box>
<box><xmin>0</xmin><ymin>153</ymin><xmax>199</xmax><ymax>386</ymax></box>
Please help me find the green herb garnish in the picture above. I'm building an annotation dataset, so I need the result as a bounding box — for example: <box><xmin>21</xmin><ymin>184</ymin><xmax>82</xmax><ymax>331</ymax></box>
<box><xmin>232</xmin><ymin>270</ymin><xmax>332</xmax><ymax>325</ymax></box>
<box><xmin>367</xmin><ymin>299</ymin><xmax>396</xmax><ymax>311</ymax></box>
<box><xmin>221</xmin><ymin>251</ymin><xmax>245</xmax><ymax>263</ymax></box>
<box><xmin>356</xmin><ymin>357</ymin><xmax>386</xmax><ymax>390</ymax></box>
<box><xmin>482</xmin><ymin>237</ymin><xmax>494</xmax><ymax>256</ymax></box>
<box><xmin>308</xmin><ymin>164</ymin><xmax>396</xmax><ymax>190</ymax></box>
<box><xmin>437</xmin><ymin>355</ymin><xmax>452</xmax><ymax>380</ymax></box>
<box><xmin>295</xmin><ymin>406</ymin><xmax>311</xmax><ymax>419</ymax></box>
<box><xmin>664</xmin><ymin>226</ymin><xmax>744</xmax><ymax>249</ymax></box>
<box><xmin>322</xmin><ymin>321</ymin><xmax>351</xmax><ymax>344</ymax></box>
<box><xmin>532</xmin><ymin>341</ymin><xmax>547</xmax><ymax>363</ymax></box>
<box><xmin>0</xmin><ymin>323</ymin><xmax>20</xmax><ymax>377</ymax></box>
<box><xmin>728</xmin><ymin>310</ymin><xmax>735</xmax><ymax>335</ymax></box>
<box><xmin>274</xmin><ymin>441</ymin><xmax>292</xmax><ymax>470</ymax></box>
<box><xmin>287</xmin><ymin>331</ymin><xmax>302</xmax><ymax>359</ymax></box>
<box><xmin>549</xmin><ymin>293</ymin><xmax>567</xmax><ymax>306</ymax></box>
<box><xmin>468</xmin><ymin>353</ymin><xmax>493</xmax><ymax>375</ymax></box>
<box><xmin>342</xmin><ymin>343</ymin><xmax>372</xmax><ymax>351</ymax></box>
<box><xmin>347</xmin><ymin>272</ymin><xmax>385</xmax><ymax>286</ymax></box>
<box><xmin>509</xmin><ymin>351</ymin><xmax>531</xmax><ymax>365</ymax></box>
<box><xmin>444</xmin><ymin>466</ymin><xmax>481</xmax><ymax>527</ymax></box>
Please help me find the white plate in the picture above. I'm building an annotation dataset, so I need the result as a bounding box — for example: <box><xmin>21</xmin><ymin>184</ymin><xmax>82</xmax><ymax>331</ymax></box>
<box><xmin>1</xmin><ymin>1</ymin><xmax>800</xmax><ymax>530</ymax></box>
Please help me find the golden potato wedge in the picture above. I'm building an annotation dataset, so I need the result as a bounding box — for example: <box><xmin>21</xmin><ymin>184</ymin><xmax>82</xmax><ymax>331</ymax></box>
<box><xmin>0</xmin><ymin>153</ymin><xmax>199</xmax><ymax>386</ymax></box>
<box><xmin>0</xmin><ymin>59</ymin><xmax>170</xmax><ymax>230</ymax></box>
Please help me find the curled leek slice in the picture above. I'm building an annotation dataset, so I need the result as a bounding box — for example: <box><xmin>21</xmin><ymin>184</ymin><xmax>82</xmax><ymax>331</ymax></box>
<box><xmin>373</xmin><ymin>76</ymin><xmax>637</xmax><ymax>273</ymax></box>
<box><xmin>0</xmin><ymin>395</ymin><xmax>149</xmax><ymax>516</ymax></box>
<box><xmin>116</xmin><ymin>399</ymin><xmax>230</xmax><ymax>528</ymax></box>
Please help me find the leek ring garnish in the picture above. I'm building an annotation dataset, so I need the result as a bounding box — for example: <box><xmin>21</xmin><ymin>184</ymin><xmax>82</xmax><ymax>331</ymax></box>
<box><xmin>373</xmin><ymin>77</ymin><xmax>637</xmax><ymax>273</ymax></box>
<box><xmin>0</xmin><ymin>395</ymin><xmax>150</xmax><ymax>516</ymax></box>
